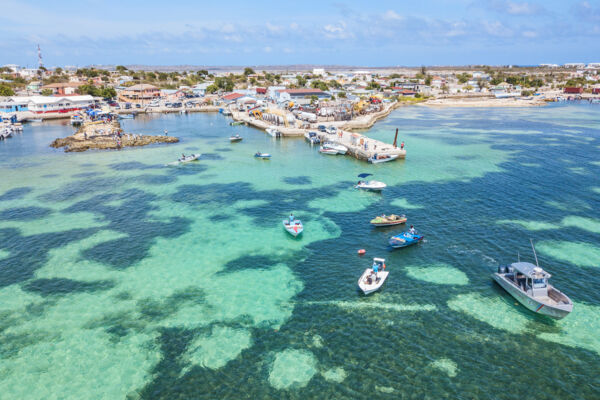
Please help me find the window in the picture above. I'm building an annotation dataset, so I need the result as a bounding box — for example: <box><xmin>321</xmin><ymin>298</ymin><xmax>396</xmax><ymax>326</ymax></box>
<box><xmin>533</xmin><ymin>278</ymin><xmax>546</xmax><ymax>288</ymax></box>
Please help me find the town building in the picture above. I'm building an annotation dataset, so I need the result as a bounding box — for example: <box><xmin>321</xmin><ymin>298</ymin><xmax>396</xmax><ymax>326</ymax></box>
<box><xmin>118</xmin><ymin>84</ymin><xmax>160</xmax><ymax>103</ymax></box>
<box><xmin>41</xmin><ymin>82</ymin><xmax>85</xmax><ymax>95</ymax></box>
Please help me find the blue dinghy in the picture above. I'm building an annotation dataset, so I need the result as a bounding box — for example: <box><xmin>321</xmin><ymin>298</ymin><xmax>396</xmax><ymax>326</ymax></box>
<box><xmin>389</xmin><ymin>231</ymin><xmax>424</xmax><ymax>248</ymax></box>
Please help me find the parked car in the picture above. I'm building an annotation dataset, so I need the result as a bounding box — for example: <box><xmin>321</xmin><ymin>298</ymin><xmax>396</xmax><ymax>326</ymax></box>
<box><xmin>135</xmin><ymin>103</ymin><xmax>141</xmax><ymax>109</ymax></box>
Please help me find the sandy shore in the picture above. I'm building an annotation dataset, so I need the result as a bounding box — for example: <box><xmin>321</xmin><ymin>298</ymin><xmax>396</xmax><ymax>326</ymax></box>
<box><xmin>420</xmin><ymin>97</ymin><xmax>546</xmax><ymax>107</ymax></box>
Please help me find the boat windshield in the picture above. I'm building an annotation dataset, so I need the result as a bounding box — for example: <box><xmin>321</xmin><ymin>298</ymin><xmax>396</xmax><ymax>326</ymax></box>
<box><xmin>532</xmin><ymin>278</ymin><xmax>546</xmax><ymax>288</ymax></box>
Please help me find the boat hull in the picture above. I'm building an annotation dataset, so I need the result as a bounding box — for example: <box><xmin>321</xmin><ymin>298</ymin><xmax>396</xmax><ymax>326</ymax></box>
<box><xmin>283</xmin><ymin>220</ymin><xmax>303</xmax><ymax>237</ymax></box>
<box><xmin>368</xmin><ymin>155</ymin><xmax>399</xmax><ymax>164</ymax></box>
<box><xmin>492</xmin><ymin>274</ymin><xmax>572</xmax><ymax>319</ymax></box>
<box><xmin>389</xmin><ymin>233</ymin><xmax>423</xmax><ymax>248</ymax></box>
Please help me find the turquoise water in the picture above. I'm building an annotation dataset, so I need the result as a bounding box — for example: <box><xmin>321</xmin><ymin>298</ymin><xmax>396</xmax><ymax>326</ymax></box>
<box><xmin>0</xmin><ymin>105</ymin><xmax>599</xmax><ymax>399</ymax></box>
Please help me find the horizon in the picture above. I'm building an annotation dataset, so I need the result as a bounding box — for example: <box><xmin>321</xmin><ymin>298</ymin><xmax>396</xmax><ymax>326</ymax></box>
<box><xmin>1</xmin><ymin>0</ymin><xmax>600</xmax><ymax>68</ymax></box>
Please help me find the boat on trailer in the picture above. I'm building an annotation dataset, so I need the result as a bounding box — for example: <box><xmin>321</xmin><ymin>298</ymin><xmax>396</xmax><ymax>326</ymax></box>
<box><xmin>358</xmin><ymin>258</ymin><xmax>388</xmax><ymax>295</ymax></box>
<box><xmin>492</xmin><ymin>241</ymin><xmax>572</xmax><ymax>319</ymax></box>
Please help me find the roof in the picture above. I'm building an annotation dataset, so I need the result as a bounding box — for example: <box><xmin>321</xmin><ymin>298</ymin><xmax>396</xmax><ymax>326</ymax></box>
<box><xmin>42</xmin><ymin>82</ymin><xmax>85</xmax><ymax>89</ymax></box>
<box><xmin>510</xmin><ymin>262</ymin><xmax>549</xmax><ymax>278</ymax></box>
<box><xmin>223</xmin><ymin>92</ymin><xmax>245</xmax><ymax>101</ymax></box>
<box><xmin>124</xmin><ymin>84</ymin><xmax>159</xmax><ymax>91</ymax></box>
<box><xmin>23</xmin><ymin>95</ymin><xmax>94</xmax><ymax>105</ymax></box>
<box><xmin>280</xmin><ymin>89</ymin><xmax>324</xmax><ymax>94</ymax></box>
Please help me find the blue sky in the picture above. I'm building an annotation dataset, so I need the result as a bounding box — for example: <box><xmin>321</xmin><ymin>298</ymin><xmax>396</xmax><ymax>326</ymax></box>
<box><xmin>1</xmin><ymin>0</ymin><xmax>599</xmax><ymax>67</ymax></box>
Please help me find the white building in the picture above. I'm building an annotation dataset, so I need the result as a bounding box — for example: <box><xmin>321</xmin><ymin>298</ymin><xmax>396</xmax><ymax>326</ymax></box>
<box><xmin>312</xmin><ymin>68</ymin><xmax>325</xmax><ymax>76</ymax></box>
<box><xmin>17</xmin><ymin>95</ymin><xmax>95</xmax><ymax>114</ymax></box>
<box><xmin>564</xmin><ymin>63</ymin><xmax>585</xmax><ymax>68</ymax></box>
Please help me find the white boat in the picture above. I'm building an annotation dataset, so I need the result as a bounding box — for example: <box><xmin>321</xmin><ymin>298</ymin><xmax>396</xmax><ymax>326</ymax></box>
<box><xmin>358</xmin><ymin>258</ymin><xmax>389</xmax><ymax>295</ymax></box>
<box><xmin>229</xmin><ymin>134</ymin><xmax>243</xmax><ymax>142</ymax></box>
<box><xmin>282</xmin><ymin>218</ymin><xmax>303</xmax><ymax>237</ymax></box>
<box><xmin>355</xmin><ymin>180</ymin><xmax>387</xmax><ymax>191</ymax></box>
<box><xmin>304</xmin><ymin>131</ymin><xmax>320</xmax><ymax>144</ymax></box>
<box><xmin>322</xmin><ymin>142</ymin><xmax>347</xmax><ymax>154</ymax></box>
<box><xmin>319</xmin><ymin>146</ymin><xmax>338</xmax><ymax>155</ymax></box>
<box><xmin>70</xmin><ymin>115</ymin><xmax>84</xmax><ymax>125</ymax></box>
<box><xmin>167</xmin><ymin>154</ymin><xmax>200</xmax><ymax>165</ymax></box>
<box><xmin>254</xmin><ymin>152</ymin><xmax>271</xmax><ymax>159</ymax></box>
<box><xmin>266</xmin><ymin>127</ymin><xmax>280</xmax><ymax>137</ymax></box>
<box><xmin>28</xmin><ymin>118</ymin><xmax>43</xmax><ymax>123</ymax></box>
<box><xmin>492</xmin><ymin>242</ymin><xmax>572</xmax><ymax>319</ymax></box>
<box><xmin>326</xmin><ymin>126</ymin><xmax>337</xmax><ymax>135</ymax></box>
<box><xmin>222</xmin><ymin>109</ymin><xmax>233</xmax><ymax>116</ymax></box>
<box><xmin>368</xmin><ymin>154</ymin><xmax>399</xmax><ymax>164</ymax></box>
<box><xmin>118</xmin><ymin>114</ymin><xmax>134</xmax><ymax>119</ymax></box>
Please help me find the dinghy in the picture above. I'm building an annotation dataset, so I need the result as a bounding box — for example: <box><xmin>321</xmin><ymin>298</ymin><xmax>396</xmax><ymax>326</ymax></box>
<box><xmin>368</xmin><ymin>154</ymin><xmax>399</xmax><ymax>164</ymax></box>
<box><xmin>166</xmin><ymin>154</ymin><xmax>200</xmax><ymax>166</ymax></box>
<box><xmin>355</xmin><ymin>180</ymin><xmax>387</xmax><ymax>191</ymax></box>
<box><xmin>229</xmin><ymin>134</ymin><xmax>243</xmax><ymax>142</ymax></box>
<box><xmin>254</xmin><ymin>152</ymin><xmax>271</xmax><ymax>159</ymax></box>
<box><xmin>389</xmin><ymin>231</ymin><xmax>423</xmax><ymax>248</ymax></box>
<box><xmin>492</xmin><ymin>240</ymin><xmax>573</xmax><ymax>319</ymax></box>
<box><xmin>370</xmin><ymin>214</ymin><xmax>407</xmax><ymax>227</ymax></box>
<box><xmin>266</xmin><ymin>127</ymin><xmax>280</xmax><ymax>137</ymax></box>
<box><xmin>319</xmin><ymin>146</ymin><xmax>338</xmax><ymax>155</ymax></box>
<box><xmin>230</xmin><ymin>121</ymin><xmax>244</xmax><ymax>126</ymax></box>
<box><xmin>282</xmin><ymin>218</ymin><xmax>303</xmax><ymax>237</ymax></box>
<box><xmin>322</xmin><ymin>142</ymin><xmax>347</xmax><ymax>154</ymax></box>
<box><xmin>354</xmin><ymin>173</ymin><xmax>387</xmax><ymax>191</ymax></box>
<box><xmin>358</xmin><ymin>258</ymin><xmax>389</xmax><ymax>295</ymax></box>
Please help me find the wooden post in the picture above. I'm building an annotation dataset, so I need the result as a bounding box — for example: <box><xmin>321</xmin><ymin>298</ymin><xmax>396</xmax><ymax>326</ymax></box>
<box><xmin>393</xmin><ymin>128</ymin><xmax>398</xmax><ymax>148</ymax></box>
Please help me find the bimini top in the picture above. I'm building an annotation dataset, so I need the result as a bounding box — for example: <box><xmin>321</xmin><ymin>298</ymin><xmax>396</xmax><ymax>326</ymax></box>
<box><xmin>511</xmin><ymin>262</ymin><xmax>551</xmax><ymax>279</ymax></box>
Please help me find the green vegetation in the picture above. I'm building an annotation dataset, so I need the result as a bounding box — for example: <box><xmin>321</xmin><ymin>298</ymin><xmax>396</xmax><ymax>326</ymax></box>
<box><xmin>0</xmin><ymin>84</ymin><xmax>15</xmax><ymax>96</ymax></box>
<box><xmin>310</xmin><ymin>80</ymin><xmax>329</xmax><ymax>91</ymax></box>
<box><xmin>296</xmin><ymin>75</ymin><xmax>307</xmax><ymax>87</ymax></box>
<box><xmin>243</xmin><ymin>67</ymin><xmax>255</xmax><ymax>76</ymax></box>
<box><xmin>457</xmin><ymin>73</ymin><xmax>472</xmax><ymax>84</ymax></box>
<box><xmin>366</xmin><ymin>81</ymin><xmax>380</xmax><ymax>90</ymax></box>
<box><xmin>424</xmin><ymin>75</ymin><xmax>432</xmax><ymax>85</ymax></box>
<box><xmin>77</xmin><ymin>84</ymin><xmax>117</xmax><ymax>98</ymax></box>
<box><xmin>40</xmin><ymin>89</ymin><xmax>53</xmax><ymax>96</ymax></box>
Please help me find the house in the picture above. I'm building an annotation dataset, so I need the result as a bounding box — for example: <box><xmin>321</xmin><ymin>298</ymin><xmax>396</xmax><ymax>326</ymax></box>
<box><xmin>592</xmin><ymin>87</ymin><xmax>600</xmax><ymax>95</ymax></box>
<box><xmin>118</xmin><ymin>84</ymin><xmax>160</xmax><ymax>103</ymax></box>
<box><xmin>236</xmin><ymin>96</ymin><xmax>258</xmax><ymax>110</ymax></box>
<box><xmin>191</xmin><ymin>82</ymin><xmax>213</xmax><ymax>97</ymax></box>
<box><xmin>255</xmin><ymin>87</ymin><xmax>267</xmax><ymax>95</ymax></box>
<box><xmin>222</xmin><ymin>92</ymin><xmax>245</xmax><ymax>104</ymax></box>
<box><xmin>41</xmin><ymin>82</ymin><xmax>85</xmax><ymax>95</ymax></box>
<box><xmin>431</xmin><ymin>76</ymin><xmax>445</xmax><ymax>88</ymax></box>
<box><xmin>161</xmin><ymin>89</ymin><xmax>186</xmax><ymax>101</ymax></box>
<box><xmin>26</xmin><ymin>81</ymin><xmax>42</xmax><ymax>92</ymax></box>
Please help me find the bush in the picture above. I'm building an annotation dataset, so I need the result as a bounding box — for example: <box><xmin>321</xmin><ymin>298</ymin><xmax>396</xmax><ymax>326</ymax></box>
<box><xmin>0</xmin><ymin>84</ymin><xmax>15</xmax><ymax>96</ymax></box>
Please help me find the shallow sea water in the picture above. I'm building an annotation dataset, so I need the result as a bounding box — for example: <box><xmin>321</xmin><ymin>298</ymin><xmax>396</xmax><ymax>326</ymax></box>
<box><xmin>0</xmin><ymin>104</ymin><xmax>599</xmax><ymax>399</ymax></box>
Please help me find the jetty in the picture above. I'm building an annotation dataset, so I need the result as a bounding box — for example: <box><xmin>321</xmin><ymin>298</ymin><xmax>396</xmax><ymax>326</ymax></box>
<box><xmin>230</xmin><ymin>101</ymin><xmax>406</xmax><ymax>162</ymax></box>
<box><xmin>50</xmin><ymin>119</ymin><xmax>178</xmax><ymax>152</ymax></box>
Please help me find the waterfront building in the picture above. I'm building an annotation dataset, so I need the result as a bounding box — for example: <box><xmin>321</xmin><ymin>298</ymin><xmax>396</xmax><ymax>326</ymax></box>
<box><xmin>276</xmin><ymin>89</ymin><xmax>330</xmax><ymax>104</ymax></box>
<box><xmin>19</xmin><ymin>95</ymin><xmax>94</xmax><ymax>113</ymax></box>
<box><xmin>118</xmin><ymin>84</ymin><xmax>160</xmax><ymax>103</ymax></box>
<box><xmin>0</xmin><ymin>98</ymin><xmax>29</xmax><ymax>113</ymax></box>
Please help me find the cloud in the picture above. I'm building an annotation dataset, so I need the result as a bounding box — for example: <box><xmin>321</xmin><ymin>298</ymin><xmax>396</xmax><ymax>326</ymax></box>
<box><xmin>522</xmin><ymin>30</ymin><xmax>538</xmax><ymax>38</ymax></box>
<box><xmin>482</xmin><ymin>20</ymin><xmax>514</xmax><ymax>37</ymax></box>
<box><xmin>573</xmin><ymin>1</ymin><xmax>600</xmax><ymax>22</ymax></box>
<box><xmin>322</xmin><ymin>21</ymin><xmax>352</xmax><ymax>39</ymax></box>
<box><xmin>383</xmin><ymin>10</ymin><xmax>403</xmax><ymax>21</ymax></box>
<box><xmin>486</xmin><ymin>1</ymin><xmax>546</xmax><ymax>16</ymax></box>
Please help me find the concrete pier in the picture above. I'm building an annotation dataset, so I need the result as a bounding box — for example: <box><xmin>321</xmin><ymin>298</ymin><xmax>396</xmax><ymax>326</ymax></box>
<box><xmin>230</xmin><ymin>102</ymin><xmax>406</xmax><ymax>162</ymax></box>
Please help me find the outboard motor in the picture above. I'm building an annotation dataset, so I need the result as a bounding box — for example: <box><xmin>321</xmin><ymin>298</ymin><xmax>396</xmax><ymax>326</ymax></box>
<box><xmin>498</xmin><ymin>265</ymin><xmax>506</xmax><ymax>274</ymax></box>
<box><xmin>507</xmin><ymin>266</ymin><xmax>514</xmax><ymax>274</ymax></box>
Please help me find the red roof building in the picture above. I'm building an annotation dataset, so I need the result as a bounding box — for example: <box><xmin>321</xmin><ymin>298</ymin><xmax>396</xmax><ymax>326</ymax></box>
<box><xmin>563</xmin><ymin>87</ymin><xmax>583</xmax><ymax>94</ymax></box>
<box><xmin>255</xmin><ymin>87</ymin><xmax>267</xmax><ymax>94</ymax></box>
<box><xmin>222</xmin><ymin>92</ymin><xmax>245</xmax><ymax>102</ymax></box>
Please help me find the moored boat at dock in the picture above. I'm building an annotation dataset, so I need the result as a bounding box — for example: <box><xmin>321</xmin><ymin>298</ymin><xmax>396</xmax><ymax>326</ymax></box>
<box><xmin>322</xmin><ymin>142</ymin><xmax>347</xmax><ymax>154</ymax></box>
<box><xmin>368</xmin><ymin>153</ymin><xmax>399</xmax><ymax>164</ymax></box>
<box><xmin>304</xmin><ymin>131</ymin><xmax>320</xmax><ymax>144</ymax></box>
<box><xmin>319</xmin><ymin>146</ymin><xmax>338</xmax><ymax>155</ymax></box>
<box><xmin>266</xmin><ymin>127</ymin><xmax>280</xmax><ymax>137</ymax></box>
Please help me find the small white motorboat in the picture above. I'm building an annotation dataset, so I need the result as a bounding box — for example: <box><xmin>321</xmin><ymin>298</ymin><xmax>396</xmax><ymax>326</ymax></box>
<box><xmin>355</xmin><ymin>180</ymin><xmax>387</xmax><ymax>191</ymax></box>
<box><xmin>358</xmin><ymin>258</ymin><xmax>389</xmax><ymax>295</ymax></box>
<box><xmin>166</xmin><ymin>154</ymin><xmax>200</xmax><ymax>166</ymax></box>
<box><xmin>283</xmin><ymin>218</ymin><xmax>303</xmax><ymax>237</ymax></box>
<box><xmin>266</xmin><ymin>127</ymin><xmax>280</xmax><ymax>137</ymax></box>
<box><xmin>322</xmin><ymin>142</ymin><xmax>347</xmax><ymax>154</ymax></box>
<box><xmin>222</xmin><ymin>109</ymin><xmax>233</xmax><ymax>116</ymax></box>
<box><xmin>28</xmin><ymin>118</ymin><xmax>43</xmax><ymax>123</ymax></box>
<box><xmin>492</xmin><ymin>241</ymin><xmax>573</xmax><ymax>319</ymax></box>
<box><xmin>70</xmin><ymin>115</ymin><xmax>84</xmax><ymax>125</ymax></box>
<box><xmin>118</xmin><ymin>114</ymin><xmax>135</xmax><ymax>119</ymax></box>
<box><xmin>254</xmin><ymin>152</ymin><xmax>271</xmax><ymax>159</ymax></box>
<box><xmin>304</xmin><ymin>131</ymin><xmax>320</xmax><ymax>144</ymax></box>
<box><xmin>229</xmin><ymin>134</ymin><xmax>243</xmax><ymax>142</ymax></box>
<box><xmin>368</xmin><ymin>154</ymin><xmax>399</xmax><ymax>164</ymax></box>
<box><xmin>319</xmin><ymin>146</ymin><xmax>338</xmax><ymax>155</ymax></box>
